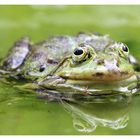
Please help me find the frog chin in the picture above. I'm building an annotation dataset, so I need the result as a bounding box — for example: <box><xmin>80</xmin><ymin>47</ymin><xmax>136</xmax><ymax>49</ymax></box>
<box><xmin>59</xmin><ymin>71</ymin><xmax>134</xmax><ymax>82</ymax></box>
<box><xmin>39</xmin><ymin>74</ymin><xmax>138</xmax><ymax>99</ymax></box>
<box><xmin>61</xmin><ymin>74</ymin><xmax>138</xmax><ymax>96</ymax></box>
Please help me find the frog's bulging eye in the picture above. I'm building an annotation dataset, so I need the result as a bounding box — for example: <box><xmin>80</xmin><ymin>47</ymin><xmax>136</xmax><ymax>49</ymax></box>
<box><xmin>117</xmin><ymin>43</ymin><xmax>129</xmax><ymax>58</ymax></box>
<box><xmin>39</xmin><ymin>65</ymin><xmax>46</xmax><ymax>72</ymax></box>
<box><xmin>74</xmin><ymin>48</ymin><xmax>83</xmax><ymax>55</ymax></box>
<box><xmin>72</xmin><ymin>47</ymin><xmax>88</xmax><ymax>63</ymax></box>
<box><xmin>122</xmin><ymin>45</ymin><xmax>128</xmax><ymax>52</ymax></box>
<box><xmin>72</xmin><ymin>44</ymin><xmax>96</xmax><ymax>65</ymax></box>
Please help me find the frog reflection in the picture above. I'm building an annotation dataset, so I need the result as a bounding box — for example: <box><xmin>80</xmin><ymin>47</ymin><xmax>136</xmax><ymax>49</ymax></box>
<box><xmin>61</xmin><ymin>97</ymin><xmax>131</xmax><ymax>133</ymax></box>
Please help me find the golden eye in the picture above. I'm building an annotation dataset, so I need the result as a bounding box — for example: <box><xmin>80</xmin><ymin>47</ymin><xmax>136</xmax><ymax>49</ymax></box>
<box><xmin>72</xmin><ymin>47</ymin><xmax>88</xmax><ymax>63</ymax></box>
<box><xmin>72</xmin><ymin>43</ymin><xmax>96</xmax><ymax>65</ymax></box>
<box><xmin>118</xmin><ymin>43</ymin><xmax>129</xmax><ymax>58</ymax></box>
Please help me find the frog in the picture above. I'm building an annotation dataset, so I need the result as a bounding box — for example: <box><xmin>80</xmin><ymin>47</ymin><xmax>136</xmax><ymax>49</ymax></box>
<box><xmin>0</xmin><ymin>32</ymin><xmax>140</xmax><ymax>101</ymax></box>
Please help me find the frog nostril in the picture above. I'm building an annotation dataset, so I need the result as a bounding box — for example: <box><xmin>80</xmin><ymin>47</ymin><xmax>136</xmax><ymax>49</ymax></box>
<box><xmin>96</xmin><ymin>59</ymin><xmax>104</xmax><ymax>65</ymax></box>
<box><xmin>116</xmin><ymin>61</ymin><xmax>119</xmax><ymax>67</ymax></box>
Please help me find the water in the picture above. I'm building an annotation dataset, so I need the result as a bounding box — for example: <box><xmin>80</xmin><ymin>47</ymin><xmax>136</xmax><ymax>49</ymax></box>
<box><xmin>61</xmin><ymin>100</ymin><xmax>130</xmax><ymax>133</ymax></box>
<box><xmin>0</xmin><ymin>5</ymin><xmax>140</xmax><ymax>135</ymax></box>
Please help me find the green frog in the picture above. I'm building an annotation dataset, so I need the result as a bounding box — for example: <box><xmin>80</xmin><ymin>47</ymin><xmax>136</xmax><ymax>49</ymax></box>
<box><xmin>0</xmin><ymin>33</ymin><xmax>139</xmax><ymax>101</ymax></box>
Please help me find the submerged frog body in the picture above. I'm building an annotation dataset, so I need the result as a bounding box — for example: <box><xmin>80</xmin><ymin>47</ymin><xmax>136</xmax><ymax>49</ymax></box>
<box><xmin>0</xmin><ymin>33</ymin><xmax>140</xmax><ymax>101</ymax></box>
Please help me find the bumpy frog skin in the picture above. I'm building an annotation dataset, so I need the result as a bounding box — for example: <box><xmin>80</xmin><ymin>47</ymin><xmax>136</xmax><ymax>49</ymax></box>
<box><xmin>0</xmin><ymin>33</ymin><xmax>140</xmax><ymax>100</ymax></box>
<box><xmin>22</xmin><ymin>36</ymin><xmax>75</xmax><ymax>79</ymax></box>
<box><xmin>36</xmin><ymin>33</ymin><xmax>139</xmax><ymax>98</ymax></box>
<box><xmin>55</xmin><ymin>42</ymin><xmax>134</xmax><ymax>81</ymax></box>
<box><xmin>0</xmin><ymin>37</ymin><xmax>31</xmax><ymax>74</ymax></box>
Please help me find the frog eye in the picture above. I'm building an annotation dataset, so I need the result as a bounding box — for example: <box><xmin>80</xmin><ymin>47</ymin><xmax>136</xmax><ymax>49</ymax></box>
<box><xmin>74</xmin><ymin>48</ymin><xmax>84</xmax><ymax>55</ymax></box>
<box><xmin>118</xmin><ymin>43</ymin><xmax>129</xmax><ymax>57</ymax></box>
<box><xmin>122</xmin><ymin>45</ymin><xmax>128</xmax><ymax>52</ymax></box>
<box><xmin>39</xmin><ymin>65</ymin><xmax>46</xmax><ymax>72</ymax></box>
<box><xmin>72</xmin><ymin>47</ymin><xmax>88</xmax><ymax>63</ymax></box>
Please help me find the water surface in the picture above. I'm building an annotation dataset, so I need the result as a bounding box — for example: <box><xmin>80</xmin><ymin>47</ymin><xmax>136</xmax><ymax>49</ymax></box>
<box><xmin>0</xmin><ymin>5</ymin><xmax>140</xmax><ymax>135</ymax></box>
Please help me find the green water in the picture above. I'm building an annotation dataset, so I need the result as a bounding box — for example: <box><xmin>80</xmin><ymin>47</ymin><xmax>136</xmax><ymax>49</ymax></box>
<box><xmin>0</xmin><ymin>5</ymin><xmax>140</xmax><ymax>135</ymax></box>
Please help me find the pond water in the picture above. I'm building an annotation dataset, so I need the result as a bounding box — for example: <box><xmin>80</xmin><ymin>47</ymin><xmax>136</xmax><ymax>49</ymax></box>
<box><xmin>0</xmin><ymin>5</ymin><xmax>140</xmax><ymax>135</ymax></box>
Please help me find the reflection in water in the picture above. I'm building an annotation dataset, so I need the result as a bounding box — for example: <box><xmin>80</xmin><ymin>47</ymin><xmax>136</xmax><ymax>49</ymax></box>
<box><xmin>60</xmin><ymin>96</ymin><xmax>131</xmax><ymax>133</ymax></box>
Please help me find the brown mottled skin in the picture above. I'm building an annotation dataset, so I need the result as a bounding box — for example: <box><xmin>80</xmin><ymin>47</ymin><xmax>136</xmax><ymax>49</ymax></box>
<box><xmin>0</xmin><ymin>33</ymin><xmax>139</xmax><ymax>97</ymax></box>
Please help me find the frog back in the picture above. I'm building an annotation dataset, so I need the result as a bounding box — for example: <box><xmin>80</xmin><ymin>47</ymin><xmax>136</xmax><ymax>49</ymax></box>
<box><xmin>39</xmin><ymin>35</ymin><xmax>76</xmax><ymax>62</ymax></box>
<box><xmin>75</xmin><ymin>32</ymin><xmax>115</xmax><ymax>52</ymax></box>
<box><xmin>23</xmin><ymin>36</ymin><xmax>76</xmax><ymax>78</ymax></box>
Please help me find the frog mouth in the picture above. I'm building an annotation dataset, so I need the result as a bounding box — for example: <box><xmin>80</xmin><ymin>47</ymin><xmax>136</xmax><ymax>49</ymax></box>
<box><xmin>60</xmin><ymin>70</ymin><xmax>135</xmax><ymax>82</ymax></box>
<box><xmin>38</xmin><ymin>74</ymin><xmax>138</xmax><ymax>101</ymax></box>
<box><xmin>67</xmin><ymin>73</ymin><xmax>137</xmax><ymax>88</ymax></box>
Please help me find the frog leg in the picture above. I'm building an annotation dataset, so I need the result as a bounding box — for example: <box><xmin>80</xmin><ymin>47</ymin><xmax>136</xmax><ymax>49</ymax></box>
<box><xmin>45</xmin><ymin>55</ymin><xmax>71</xmax><ymax>76</ymax></box>
<box><xmin>11</xmin><ymin>75</ymin><xmax>65</xmax><ymax>94</ymax></box>
<box><xmin>13</xmin><ymin>79</ymin><xmax>66</xmax><ymax>101</ymax></box>
<box><xmin>36</xmin><ymin>76</ymin><xmax>77</xmax><ymax>101</ymax></box>
<box><xmin>37</xmin><ymin>76</ymin><xmax>113</xmax><ymax>102</ymax></box>
<box><xmin>38</xmin><ymin>75</ymin><xmax>94</xmax><ymax>95</ymax></box>
<box><xmin>37</xmin><ymin>75</ymin><xmax>65</xmax><ymax>88</ymax></box>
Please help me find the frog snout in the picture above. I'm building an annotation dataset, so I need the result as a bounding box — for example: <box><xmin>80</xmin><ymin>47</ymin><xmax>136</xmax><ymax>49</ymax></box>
<box><xmin>104</xmin><ymin>59</ymin><xmax>119</xmax><ymax>72</ymax></box>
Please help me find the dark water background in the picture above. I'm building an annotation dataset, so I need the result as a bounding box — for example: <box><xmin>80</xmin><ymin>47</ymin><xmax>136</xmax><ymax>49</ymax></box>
<box><xmin>0</xmin><ymin>5</ymin><xmax>140</xmax><ymax>135</ymax></box>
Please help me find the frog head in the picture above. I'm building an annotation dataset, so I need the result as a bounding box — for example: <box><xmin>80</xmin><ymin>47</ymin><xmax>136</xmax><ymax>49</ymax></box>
<box><xmin>55</xmin><ymin>42</ymin><xmax>135</xmax><ymax>82</ymax></box>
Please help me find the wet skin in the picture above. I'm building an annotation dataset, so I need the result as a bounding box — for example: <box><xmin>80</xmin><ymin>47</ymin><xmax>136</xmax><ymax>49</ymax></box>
<box><xmin>0</xmin><ymin>33</ymin><xmax>140</xmax><ymax>99</ymax></box>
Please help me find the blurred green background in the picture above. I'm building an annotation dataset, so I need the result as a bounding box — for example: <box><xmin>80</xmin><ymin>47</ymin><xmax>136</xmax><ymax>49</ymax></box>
<box><xmin>0</xmin><ymin>5</ymin><xmax>140</xmax><ymax>135</ymax></box>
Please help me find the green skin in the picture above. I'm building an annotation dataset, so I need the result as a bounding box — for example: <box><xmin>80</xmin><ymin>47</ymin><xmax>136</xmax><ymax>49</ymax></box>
<box><xmin>0</xmin><ymin>33</ymin><xmax>140</xmax><ymax>99</ymax></box>
<box><xmin>22</xmin><ymin>36</ymin><xmax>76</xmax><ymax>80</ymax></box>
<box><xmin>37</xmin><ymin>43</ymin><xmax>139</xmax><ymax>97</ymax></box>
